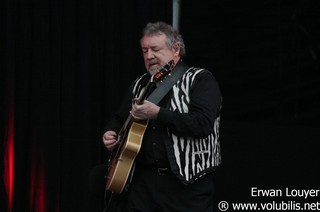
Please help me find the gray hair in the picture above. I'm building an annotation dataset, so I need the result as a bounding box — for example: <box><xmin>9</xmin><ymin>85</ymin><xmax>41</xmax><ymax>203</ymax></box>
<box><xmin>141</xmin><ymin>22</ymin><xmax>186</xmax><ymax>58</ymax></box>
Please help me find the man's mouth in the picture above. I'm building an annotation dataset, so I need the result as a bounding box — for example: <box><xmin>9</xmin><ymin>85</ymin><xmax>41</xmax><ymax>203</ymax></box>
<box><xmin>148</xmin><ymin>62</ymin><xmax>159</xmax><ymax>70</ymax></box>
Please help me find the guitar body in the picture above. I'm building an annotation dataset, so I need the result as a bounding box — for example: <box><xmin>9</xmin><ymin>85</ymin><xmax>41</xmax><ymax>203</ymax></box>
<box><xmin>106</xmin><ymin>119</ymin><xmax>148</xmax><ymax>194</ymax></box>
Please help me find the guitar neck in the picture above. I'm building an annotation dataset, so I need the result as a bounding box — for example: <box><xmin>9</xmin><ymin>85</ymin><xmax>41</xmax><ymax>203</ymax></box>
<box><xmin>116</xmin><ymin>114</ymin><xmax>133</xmax><ymax>143</ymax></box>
<box><xmin>136</xmin><ymin>81</ymin><xmax>153</xmax><ymax>105</ymax></box>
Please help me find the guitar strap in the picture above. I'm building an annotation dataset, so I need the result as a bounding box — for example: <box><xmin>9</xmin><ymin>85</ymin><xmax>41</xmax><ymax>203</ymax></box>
<box><xmin>147</xmin><ymin>61</ymin><xmax>189</xmax><ymax>104</ymax></box>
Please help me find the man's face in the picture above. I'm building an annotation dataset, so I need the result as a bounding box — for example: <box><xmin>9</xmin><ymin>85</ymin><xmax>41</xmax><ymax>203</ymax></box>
<box><xmin>141</xmin><ymin>33</ymin><xmax>179</xmax><ymax>75</ymax></box>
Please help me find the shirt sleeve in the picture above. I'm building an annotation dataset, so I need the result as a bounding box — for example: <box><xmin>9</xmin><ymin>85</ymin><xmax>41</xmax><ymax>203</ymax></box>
<box><xmin>156</xmin><ymin>70</ymin><xmax>222</xmax><ymax>138</ymax></box>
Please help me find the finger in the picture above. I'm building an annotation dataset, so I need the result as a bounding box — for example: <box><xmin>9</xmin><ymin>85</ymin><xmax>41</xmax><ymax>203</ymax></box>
<box><xmin>130</xmin><ymin>111</ymin><xmax>138</xmax><ymax>119</ymax></box>
<box><xmin>108</xmin><ymin>131</ymin><xmax>117</xmax><ymax>136</ymax></box>
<box><xmin>103</xmin><ymin>131</ymin><xmax>116</xmax><ymax>140</ymax></box>
<box><xmin>108</xmin><ymin>138</ymin><xmax>120</xmax><ymax>149</ymax></box>
<box><xmin>132</xmin><ymin>98</ymin><xmax>140</xmax><ymax>105</ymax></box>
<box><xmin>104</xmin><ymin>138</ymin><xmax>115</xmax><ymax>146</ymax></box>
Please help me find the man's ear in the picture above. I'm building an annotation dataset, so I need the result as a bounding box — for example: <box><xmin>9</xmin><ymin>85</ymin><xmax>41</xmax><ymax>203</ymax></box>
<box><xmin>174</xmin><ymin>43</ymin><xmax>181</xmax><ymax>56</ymax></box>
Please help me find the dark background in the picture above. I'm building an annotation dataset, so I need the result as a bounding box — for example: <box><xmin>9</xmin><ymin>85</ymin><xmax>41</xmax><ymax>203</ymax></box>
<box><xmin>1</xmin><ymin>0</ymin><xmax>319</xmax><ymax>211</ymax></box>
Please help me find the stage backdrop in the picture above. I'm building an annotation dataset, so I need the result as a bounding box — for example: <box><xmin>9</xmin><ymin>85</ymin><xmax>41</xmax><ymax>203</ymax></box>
<box><xmin>179</xmin><ymin>1</ymin><xmax>320</xmax><ymax>210</ymax></box>
<box><xmin>1</xmin><ymin>0</ymin><xmax>172</xmax><ymax>211</ymax></box>
<box><xmin>2</xmin><ymin>1</ymin><xmax>320</xmax><ymax>212</ymax></box>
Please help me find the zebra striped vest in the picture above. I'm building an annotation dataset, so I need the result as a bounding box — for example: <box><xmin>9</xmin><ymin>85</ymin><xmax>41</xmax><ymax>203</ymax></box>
<box><xmin>132</xmin><ymin>67</ymin><xmax>221</xmax><ymax>184</ymax></box>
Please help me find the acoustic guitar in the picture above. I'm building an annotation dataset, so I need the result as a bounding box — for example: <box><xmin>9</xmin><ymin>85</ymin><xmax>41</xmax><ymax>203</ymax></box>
<box><xmin>105</xmin><ymin>60</ymin><xmax>174</xmax><ymax>194</ymax></box>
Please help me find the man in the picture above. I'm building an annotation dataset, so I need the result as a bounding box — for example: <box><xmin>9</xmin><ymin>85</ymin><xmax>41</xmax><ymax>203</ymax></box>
<box><xmin>102</xmin><ymin>21</ymin><xmax>222</xmax><ymax>212</ymax></box>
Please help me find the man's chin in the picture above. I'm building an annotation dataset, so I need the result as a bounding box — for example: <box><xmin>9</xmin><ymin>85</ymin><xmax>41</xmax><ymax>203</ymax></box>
<box><xmin>148</xmin><ymin>66</ymin><xmax>160</xmax><ymax>75</ymax></box>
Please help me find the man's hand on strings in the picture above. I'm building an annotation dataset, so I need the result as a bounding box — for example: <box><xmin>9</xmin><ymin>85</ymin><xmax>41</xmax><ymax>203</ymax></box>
<box><xmin>131</xmin><ymin>98</ymin><xmax>160</xmax><ymax>120</ymax></box>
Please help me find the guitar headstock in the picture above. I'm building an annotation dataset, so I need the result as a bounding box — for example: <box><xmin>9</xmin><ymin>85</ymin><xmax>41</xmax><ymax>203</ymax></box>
<box><xmin>151</xmin><ymin>60</ymin><xmax>174</xmax><ymax>83</ymax></box>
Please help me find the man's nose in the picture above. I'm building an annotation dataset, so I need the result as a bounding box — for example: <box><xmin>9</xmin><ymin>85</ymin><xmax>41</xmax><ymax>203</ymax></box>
<box><xmin>146</xmin><ymin>50</ymin><xmax>155</xmax><ymax>59</ymax></box>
